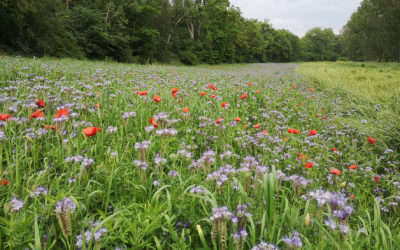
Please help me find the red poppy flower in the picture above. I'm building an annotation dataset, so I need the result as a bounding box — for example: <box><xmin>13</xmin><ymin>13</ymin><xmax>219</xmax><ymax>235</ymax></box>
<box><xmin>95</xmin><ymin>103</ymin><xmax>101</xmax><ymax>109</ymax></box>
<box><xmin>1</xmin><ymin>179</ymin><xmax>8</xmax><ymax>186</ymax></box>
<box><xmin>256</xmin><ymin>89</ymin><xmax>260</xmax><ymax>93</ymax></box>
<box><xmin>298</xmin><ymin>152</ymin><xmax>308</xmax><ymax>161</ymax></box>
<box><xmin>248</xmin><ymin>82</ymin><xmax>253</xmax><ymax>86</ymax></box>
<box><xmin>349</xmin><ymin>165</ymin><xmax>357</xmax><ymax>170</ymax></box>
<box><xmin>309</xmin><ymin>129</ymin><xmax>318</xmax><ymax>136</ymax></box>
<box><xmin>350</xmin><ymin>194</ymin><xmax>354</xmax><ymax>200</ymax></box>
<box><xmin>171</xmin><ymin>88</ymin><xmax>179</xmax><ymax>94</ymax></box>
<box><xmin>30</xmin><ymin>109</ymin><xmax>44</xmax><ymax>119</ymax></box>
<box><xmin>263</xmin><ymin>129</ymin><xmax>268</xmax><ymax>136</ymax></box>
<box><xmin>36</xmin><ymin>99</ymin><xmax>46</xmax><ymax>107</ymax></box>
<box><xmin>149</xmin><ymin>117</ymin><xmax>158</xmax><ymax>127</ymax></box>
<box><xmin>292</xmin><ymin>84</ymin><xmax>296</xmax><ymax>88</ymax></box>
<box><xmin>183</xmin><ymin>107</ymin><xmax>189</xmax><ymax>113</ymax></box>
<box><xmin>234</xmin><ymin>117</ymin><xmax>241</xmax><ymax>122</ymax></box>
<box><xmin>210</xmin><ymin>95</ymin><xmax>216</xmax><ymax>98</ymax></box>
<box><xmin>329</xmin><ymin>169</ymin><xmax>341</xmax><ymax>175</ymax></box>
<box><xmin>367</xmin><ymin>137</ymin><xmax>376</xmax><ymax>145</ymax></box>
<box><xmin>45</xmin><ymin>125</ymin><xmax>57</xmax><ymax>130</ymax></box>
<box><xmin>222</xmin><ymin>102</ymin><xmax>229</xmax><ymax>108</ymax></box>
<box><xmin>153</xmin><ymin>95</ymin><xmax>161</xmax><ymax>102</ymax></box>
<box><xmin>208</xmin><ymin>84</ymin><xmax>216</xmax><ymax>91</ymax></box>
<box><xmin>308</xmin><ymin>88</ymin><xmax>313</xmax><ymax>92</ymax></box>
<box><xmin>83</xmin><ymin>127</ymin><xmax>101</xmax><ymax>137</ymax></box>
<box><xmin>254</xmin><ymin>123</ymin><xmax>260</xmax><ymax>129</ymax></box>
<box><xmin>139</xmin><ymin>91</ymin><xmax>148</xmax><ymax>96</ymax></box>
<box><xmin>332</xmin><ymin>148</ymin><xmax>338</xmax><ymax>151</ymax></box>
<box><xmin>200</xmin><ymin>91</ymin><xmax>206</xmax><ymax>96</ymax></box>
<box><xmin>241</xmin><ymin>94</ymin><xmax>248</xmax><ymax>100</ymax></box>
<box><xmin>288</xmin><ymin>128</ymin><xmax>300</xmax><ymax>134</ymax></box>
<box><xmin>172</xmin><ymin>93</ymin><xmax>177</xmax><ymax>98</ymax></box>
<box><xmin>305</xmin><ymin>162</ymin><xmax>313</xmax><ymax>169</ymax></box>
<box><xmin>0</xmin><ymin>113</ymin><xmax>11</xmax><ymax>121</ymax></box>
<box><xmin>55</xmin><ymin>108</ymin><xmax>69</xmax><ymax>118</ymax></box>
<box><xmin>216</xmin><ymin>118</ymin><xmax>222</xmax><ymax>124</ymax></box>
<box><xmin>322</xmin><ymin>116</ymin><xmax>327</xmax><ymax>120</ymax></box>
<box><xmin>374</xmin><ymin>176</ymin><xmax>380</xmax><ymax>183</ymax></box>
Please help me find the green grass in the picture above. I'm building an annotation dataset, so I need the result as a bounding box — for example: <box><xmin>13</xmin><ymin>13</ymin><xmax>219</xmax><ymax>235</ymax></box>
<box><xmin>297</xmin><ymin>62</ymin><xmax>400</xmax><ymax>102</ymax></box>
<box><xmin>297</xmin><ymin>61</ymin><xmax>400</xmax><ymax>154</ymax></box>
<box><xmin>0</xmin><ymin>56</ymin><xmax>400</xmax><ymax>249</ymax></box>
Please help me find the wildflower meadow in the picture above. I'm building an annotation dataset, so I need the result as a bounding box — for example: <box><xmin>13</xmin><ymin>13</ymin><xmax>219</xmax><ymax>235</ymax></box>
<box><xmin>0</xmin><ymin>57</ymin><xmax>399</xmax><ymax>249</ymax></box>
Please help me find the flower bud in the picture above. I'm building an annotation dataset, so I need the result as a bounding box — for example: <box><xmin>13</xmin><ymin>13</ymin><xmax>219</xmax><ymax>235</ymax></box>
<box><xmin>305</xmin><ymin>213</ymin><xmax>311</xmax><ymax>226</ymax></box>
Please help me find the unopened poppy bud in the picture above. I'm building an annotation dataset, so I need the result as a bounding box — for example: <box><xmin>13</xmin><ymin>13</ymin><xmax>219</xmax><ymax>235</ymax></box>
<box><xmin>305</xmin><ymin>213</ymin><xmax>311</xmax><ymax>226</ymax></box>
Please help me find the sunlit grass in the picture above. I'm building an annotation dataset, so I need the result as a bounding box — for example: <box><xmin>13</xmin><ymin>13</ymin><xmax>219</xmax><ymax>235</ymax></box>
<box><xmin>297</xmin><ymin>61</ymin><xmax>400</xmax><ymax>153</ymax></box>
<box><xmin>296</xmin><ymin>61</ymin><xmax>400</xmax><ymax>103</ymax></box>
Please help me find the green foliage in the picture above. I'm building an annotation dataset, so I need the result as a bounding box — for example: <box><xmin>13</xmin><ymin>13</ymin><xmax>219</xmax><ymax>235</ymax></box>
<box><xmin>300</xmin><ymin>28</ymin><xmax>339</xmax><ymax>61</ymax></box>
<box><xmin>178</xmin><ymin>50</ymin><xmax>198</xmax><ymax>65</ymax></box>
<box><xmin>6</xmin><ymin>0</ymin><xmax>399</xmax><ymax>64</ymax></box>
<box><xmin>0</xmin><ymin>0</ymin><xmax>322</xmax><ymax>64</ymax></box>
<box><xmin>269</xmin><ymin>29</ymin><xmax>301</xmax><ymax>62</ymax></box>
<box><xmin>0</xmin><ymin>0</ymin><xmax>84</xmax><ymax>58</ymax></box>
<box><xmin>341</xmin><ymin>0</ymin><xmax>400</xmax><ymax>62</ymax></box>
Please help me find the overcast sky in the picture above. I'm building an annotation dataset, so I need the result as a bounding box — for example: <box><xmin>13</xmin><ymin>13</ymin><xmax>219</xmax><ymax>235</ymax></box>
<box><xmin>229</xmin><ymin>0</ymin><xmax>363</xmax><ymax>37</ymax></box>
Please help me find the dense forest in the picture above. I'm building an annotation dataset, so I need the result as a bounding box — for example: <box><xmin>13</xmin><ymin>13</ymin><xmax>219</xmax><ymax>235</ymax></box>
<box><xmin>0</xmin><ymin>0</ymin><xmax>399</xmax><ymax>64</ymax></box>
<box><xmin>341</xmin><ymin>0</ymin><xmax>400</xmax><ymax>62</ymax></box>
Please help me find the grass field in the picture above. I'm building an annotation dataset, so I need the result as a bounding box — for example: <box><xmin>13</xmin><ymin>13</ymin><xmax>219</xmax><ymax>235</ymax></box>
<box><xmin>297</xmin><ymin>62</ymin><xmax>400</xmax><ymax>154</ymax></box>
<box><xmin>0</xmin><ymin>56</ymin><xmax>399</xmax><ymax>249</ymax></box>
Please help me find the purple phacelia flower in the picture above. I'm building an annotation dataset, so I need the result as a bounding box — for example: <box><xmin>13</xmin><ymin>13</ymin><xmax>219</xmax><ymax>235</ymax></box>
<box><xmin>210</xmin><ymin>207</ymin><xmax>233</xmax><ymax>221</ymax></box>
<box><xmin>31</xmin><ymin>186</ymin><xmax>48</xmax><ymax>197</ymax></box>
<box><xmin>133</xmin><ymin>160</ymin><xmax>148</xmax><ymax>171</ymax></box>
<box><xmin>251</xmin><ymin>242</ymin><xmax>279</xmax><ymax>250</ymax></box>
<box><xmin>55</xmin><ymin>197</ymin><xmax>76</xmax><ymax>213</ymax></box>
<box><xmin>282</xmin><ymin>231</ymin><xmax>302</xmax><ymax>248</ymax></box>
<box><xmin>168</xmin><ymin>170</ymin><xmax>178</xmax><ymax>177</ymax></box>
<box><xmin>190</xmin><ymin>186</ymin><xmax>206</xmax><ymax>194</ymax></box>
<box><xmin>324</xmin><ymin>217</ymin><xmax>337</xmax><ymax>230</ymax></box>
<box><xmin>8</xmin><ymin>198</ymin><xmax>25</xmax><ymax>213</ymax></box>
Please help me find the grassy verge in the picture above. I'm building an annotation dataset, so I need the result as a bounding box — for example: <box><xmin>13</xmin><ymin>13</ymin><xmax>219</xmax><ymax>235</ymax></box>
<box><xmin>297</xmin><ymin>61</ymin><xmax>400</xmax><ymax>155</ymax></box>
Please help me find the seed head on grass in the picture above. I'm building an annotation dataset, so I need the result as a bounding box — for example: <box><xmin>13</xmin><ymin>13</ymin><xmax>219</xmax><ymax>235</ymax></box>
<box><xmin>55</xmin><ymin>197</ymin><xmax>77</xmax><ymax>238</ymax></box>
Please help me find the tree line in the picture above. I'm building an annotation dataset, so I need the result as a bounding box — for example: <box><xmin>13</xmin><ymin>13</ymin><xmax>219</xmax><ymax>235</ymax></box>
<box><xmin>341</xmin><ymin>0</ymin><xmax>400</xmax><ymax>62</ymax></box>
<box><xmin>0</xmin><ymin>0</ymin><xmax>398</xmax><ymax>64</ymax></box>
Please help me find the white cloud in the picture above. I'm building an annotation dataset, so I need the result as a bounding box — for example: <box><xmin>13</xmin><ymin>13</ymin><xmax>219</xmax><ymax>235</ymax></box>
<box><xmin>230</xmin><ymin>0</ymin><xmax>362</xmax><ymax>37</ymax></box>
